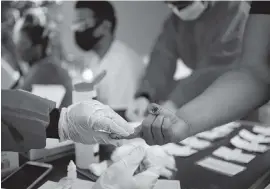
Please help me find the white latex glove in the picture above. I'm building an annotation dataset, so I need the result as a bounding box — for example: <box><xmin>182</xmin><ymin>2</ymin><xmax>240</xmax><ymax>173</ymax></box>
<box><xmin>111</xmin><ymin>138</ymin><xmax>177</xmax><ymax>179</ymax></box>
<box><xmin>126</xmin><ymin>97</ymin><xmax>149</xmax><ymax>122</ymax></box>
<box><xmin>93</xmin><ymin>145</ymin><xmax>160</xmax><ymax>189</ymax></box>
<box><xmin>58</xmin><ymin>100</ymin><xmax>134</xmax><ymax>146</ymax></box>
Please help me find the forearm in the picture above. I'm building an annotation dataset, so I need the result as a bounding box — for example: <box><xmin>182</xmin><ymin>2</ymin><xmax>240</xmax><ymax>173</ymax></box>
<box><xmin>176</xmin><ymin>69</ymin><xmax>270</xmax><ymax>136</ymax></box>
<box><xmin>177</xmin><ymin>13</ymin><xmax>270</xmax><ymax>136</ymax></box>
<box><xmin>169</xmin><ymin>67</ymin><xmax>230</xmax><ymax>108</ymax></box>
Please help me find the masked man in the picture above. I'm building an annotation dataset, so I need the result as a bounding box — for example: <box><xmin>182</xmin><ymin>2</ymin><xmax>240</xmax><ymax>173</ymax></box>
<box><xmin>72</xmin><ymin>1</ymin><xmax>145</xmax><ymax>117</ymax></box>
<box><xmin>127</xmin><ymin>1</ymin><xmax>250</xmax><ymax>121</ymax></box>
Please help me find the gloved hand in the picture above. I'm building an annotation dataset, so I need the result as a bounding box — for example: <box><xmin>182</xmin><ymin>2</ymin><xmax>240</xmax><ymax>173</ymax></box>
<box><xmin>58</xmin><ymin>100</ymin><xmax>134</xmax><ymax>146</ymax></box>
<box><xmin>126</xmin><ymin>97</ymin><xmax>149</xmax><ymax>122</ymax></box>
<box><xmin>93</xmin><ymin>145</ymin><xmax>160</xmax><ymax>189</ymax></box>
<box><xmin>111</xmin><ymin>138</ymin><xmax>177</xmax><ymax>179</ymax></box>
<box><xmin>140</xmin><ymin>103</ymin><xmax>190</xmax><ymax>145</ymax></box>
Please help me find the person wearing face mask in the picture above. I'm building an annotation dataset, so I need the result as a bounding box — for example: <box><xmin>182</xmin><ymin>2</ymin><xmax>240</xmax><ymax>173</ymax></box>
<box><xmin>126</xmin><ymin>1</ymin><xmax>250</xmax><ymax>121</ymax></box>
<box><xmin>72</xmin><ymin>1</ymin><xmax>145</xmax><ymax>116</ymax></box>
<box><xmin>13</xmin><ymin>7</ymin><xmax>73</xmax><ymax>108</ymax></box>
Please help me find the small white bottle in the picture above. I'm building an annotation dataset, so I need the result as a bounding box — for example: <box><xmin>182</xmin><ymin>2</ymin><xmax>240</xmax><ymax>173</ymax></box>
<box><xmin>57</xmin><ymin>160</ymin><xmax>77</xmax><ymax>189</ymax></box>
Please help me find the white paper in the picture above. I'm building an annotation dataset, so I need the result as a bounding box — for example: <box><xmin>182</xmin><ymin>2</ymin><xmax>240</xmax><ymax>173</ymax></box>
<box><xmin>38</xmin><ymin>181</ymin><xmax>58</xmax><ymax>189</ymax></box>
<box><xmin>45</xmin><ymin>138</ymin><xmax>73</xmax><ymax>149</ymax></box>
<box><xmin>162</xmin><ymin>143</ymin><xmax>198</xmax><ymax>157</ymax></box>
<box><xmin>196</xmin><ymin>157</ymin><xmax>246</xmax><ymax>176</ymax></box>
<box><xmin>213</xmin><ymin>146</ymin><xmax>255</xmax><ymax>163</ymax></box>
<box><xmin>223</xmin><ymin>122</ymin><xmax>241</xmax><ymax>129</ymax></box>
<box><xmin>253</xmin><ymin>125</ymin><xmax>270</xmax><ymax>137</ymax></box>
<box><xmin>32</xmin><ymin>84</ymin><xmax>66</xmax><ymax>108</ymax></box>
<box><xmin>196</xmin><ymin>130</ymin><xmax>230</xmax><ymax>141</ymax></box>
<box><xmin>239</xmin><ymin>129</ymin><xmax>270</xmax><ymax>143</ymax></box>
<box><xmin>213</xmin><ymin>122</ymin><xmax>240</xmax><ymax>133</ymax></box>
<box><xmin>230</xmin><ymin>135</ymin><xmax>269</xmax><ymax>153</ymax></box>
<box><xmin>180</xmin><ymin>137</ymin><xmax>211</xmax><ymax>150</ymax></box>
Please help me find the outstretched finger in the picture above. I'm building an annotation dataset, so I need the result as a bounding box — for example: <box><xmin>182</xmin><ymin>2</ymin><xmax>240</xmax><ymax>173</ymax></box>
<box><xmin>147</xmin><ymin>103</ymin><xmax>175</xmax><ymax>118</ymax></box>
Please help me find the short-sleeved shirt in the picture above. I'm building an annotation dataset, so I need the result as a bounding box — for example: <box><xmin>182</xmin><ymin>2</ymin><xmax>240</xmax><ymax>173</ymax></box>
<box><xmin>250</xmin><ymin>1</ymin><xmax>270</xmax><ymax>14</ymax></box>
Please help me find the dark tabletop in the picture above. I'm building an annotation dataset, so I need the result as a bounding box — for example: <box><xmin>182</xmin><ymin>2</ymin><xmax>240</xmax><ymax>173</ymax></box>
<box><xmin>175</xmin><ymin>123</ymin><xmax>270</xmax><ymax>189</ymax></box>
<box><xmin>21</xmin><ymin>122</ymin><xmax>270</xmax><ymax>189</ymax></box>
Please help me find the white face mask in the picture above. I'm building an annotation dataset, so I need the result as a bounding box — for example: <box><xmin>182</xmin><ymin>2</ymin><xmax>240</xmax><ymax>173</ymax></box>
<box><xmin>169</xmin><ymin>1</ymin><xmax>208</xmax><ymax>21</ymax></box>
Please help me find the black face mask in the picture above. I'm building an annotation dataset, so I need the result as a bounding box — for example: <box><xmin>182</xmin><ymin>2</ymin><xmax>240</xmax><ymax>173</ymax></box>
<box><xmin>74</xmin><ymin>26</ymin><xmax>103</xmax><ymax>51</ymax></box>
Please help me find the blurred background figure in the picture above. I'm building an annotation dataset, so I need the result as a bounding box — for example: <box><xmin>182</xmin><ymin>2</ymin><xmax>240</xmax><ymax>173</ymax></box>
<box><xmin>12</xmin><ymin>7</ymin><xmax>73</xmax><ymax>108</ymax></box>
<box><xmin>1</xmin><ymin>1</ymin><xmax>66</xmax><ymax>89</ymax></box>
<box><xmin>72</xmin><ymin>1</ymin><xmax>145</xmax><ymax>117</ymax></box>
<box><xmin>1</xmin><ymin>1</ymin><xmax>23</xmax><ymax>84</ymax></box>
<box><xmin>126</xmin><ymin>1</ymin><xmax>250</xmax><ymax>121</ymax></box>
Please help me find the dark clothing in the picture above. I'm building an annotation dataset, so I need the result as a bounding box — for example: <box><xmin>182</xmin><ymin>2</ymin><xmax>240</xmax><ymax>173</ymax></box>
<box><xmin>250</xmin><ymin>1</ymin><xmax>270</xmax><ymax>14</ymax></box>
<box><xmin>2</xmin><ymin>89</ymin><xmax>61</xmax><ymax>152</ymax></box>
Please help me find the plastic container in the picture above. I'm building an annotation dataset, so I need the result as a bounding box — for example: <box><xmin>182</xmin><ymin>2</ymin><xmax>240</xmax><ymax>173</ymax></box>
<box><xmin>57</xmin><ymin>161</ymin><xmax>77</xmax><ymax>189</ymax></box>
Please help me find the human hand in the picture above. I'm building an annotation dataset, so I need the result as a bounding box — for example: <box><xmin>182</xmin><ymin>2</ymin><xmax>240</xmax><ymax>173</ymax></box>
<box><xmin>161</xmin><ymin>100</ymin><xmax>177</xmax><ymax>114</ymax></box>
<box><xmin>140</xmin><ymin>103</ymin><xmax>190</xmax><ymax>145</ymax></box>
<box><xmin>58</xmin><ymin>100</ymin><xmax>134</xmax><ymax>146</ymax></box>
<box><xmin>93</xmin><ymin>145</ymin><xmax>160</xmax><ymax>189</ymax></box>
<box><xmin>111</xmin><ymin>138</ymin><xmax>177</xmax><ymax>179</ymax></box>
<box><xmin>126</xmin><ymin>97</ymin><xmax>149</xmax><ymax>122</ymax></box>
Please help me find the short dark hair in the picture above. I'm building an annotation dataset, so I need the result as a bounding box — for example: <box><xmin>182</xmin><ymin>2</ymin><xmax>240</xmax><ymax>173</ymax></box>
<box><xmin>21</xmin><ymin>10</ymin><xmax>49</xmax><ymax>56</ymax></box>
<box><xmin>75</xmin><ymin>1</ymin><xmax>117</xmax><ymax>34</ymax></box>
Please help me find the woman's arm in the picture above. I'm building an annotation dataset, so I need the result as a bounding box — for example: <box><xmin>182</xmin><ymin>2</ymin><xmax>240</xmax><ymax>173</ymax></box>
<box><xmin>176</xmin><ymin>6</ymin><xmax>270</xmax><ymax>135</ymax></box>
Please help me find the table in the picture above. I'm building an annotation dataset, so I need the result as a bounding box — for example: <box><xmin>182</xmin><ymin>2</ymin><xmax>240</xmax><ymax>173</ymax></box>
<box><xmin>23</xmin><ymin>154</ymin><xmax>92</xmax><ymax>189</ymax></box>
<box><xmin>22</xmin><ymin>122</ymin><xmax>270</xmax><ymax>189</ymax></box>
<box><xmin>175</xmin><ymin>123</ymin><xmax>270</xmax><ymax>189</ymax></box>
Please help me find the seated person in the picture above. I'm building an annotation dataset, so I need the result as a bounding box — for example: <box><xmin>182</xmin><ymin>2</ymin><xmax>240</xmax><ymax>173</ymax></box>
<box><xmin>72</xmin><ymin>1</ymin><xmax>145</xmax><ymax>161</ymax></box>
<box><xmin>13</xmin><ymin>8</ymin><xmax>72</xmax><ymax>108</ymax></box>
<box><xmin>72</xmin><ymin>1</ymin><xmax>145</xmax><ymax>116</ymax></box>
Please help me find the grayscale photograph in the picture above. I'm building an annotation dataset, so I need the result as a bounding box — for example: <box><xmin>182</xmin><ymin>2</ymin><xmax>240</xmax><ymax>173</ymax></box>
<box><xmin>1</xmin><ymin>1</ymin><xmax>270</xmax><ymax>189</ymax></box>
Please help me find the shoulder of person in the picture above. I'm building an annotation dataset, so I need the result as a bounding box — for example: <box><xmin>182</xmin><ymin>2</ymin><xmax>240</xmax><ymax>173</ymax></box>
<box><xmin>110</xmin><ymin>40</ymin><xmax>144</xmax><ymax>64</ymax></box>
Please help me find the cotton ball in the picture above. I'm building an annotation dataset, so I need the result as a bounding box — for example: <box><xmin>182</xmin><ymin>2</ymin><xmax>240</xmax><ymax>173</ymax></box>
<box><xmin>142</xmin><ymin>145</ymin><xmax>176</xmax><ymax>179</ymax></box>
<box><xmin>111</xmin><ymin>138</ymin><xmax>148</xmax><ymax>163</ymax></box>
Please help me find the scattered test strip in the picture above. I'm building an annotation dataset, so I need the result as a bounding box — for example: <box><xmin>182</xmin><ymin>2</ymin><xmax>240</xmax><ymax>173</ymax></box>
<box><xmin>196</xmin><ymin>130</ymin><xmax>228</xmax><ymax>141</ymax></box>
<box><xmin>162</xmin><ymin>143</ymin><xmax>198</xmax><ymax>157</ymax></box>
<box><xmin>180</xmin><ymin>136</ymin><xmax>211</xmax><ymax>150</ymax></box>
<box><xmin>213</xmin><ymin>146</ymin><xmax>255</xmax><ymax>164</ymax></box>
<box><xmin>213</xmin><ymin>122</ymin><xmax>240</xmax><ymax>132</ymax></box>
<box><xmin>253</xmin><ymin>125</ymin><xmax>270</xmax><ymax>137</ymax></box>
<box><xmin>196</xmin><ymin>157</ymin><xmax>246</xmax><ymax>176</ymax></box>
<box><xmin>239</xmin><ymin>129</ymin><xmax>270</xmax><ymax>143</ymax></box>
<box><xmin>230</xmin><ymin>135</ymin><xmax>269</xmax><ymax>153</ymax></box>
